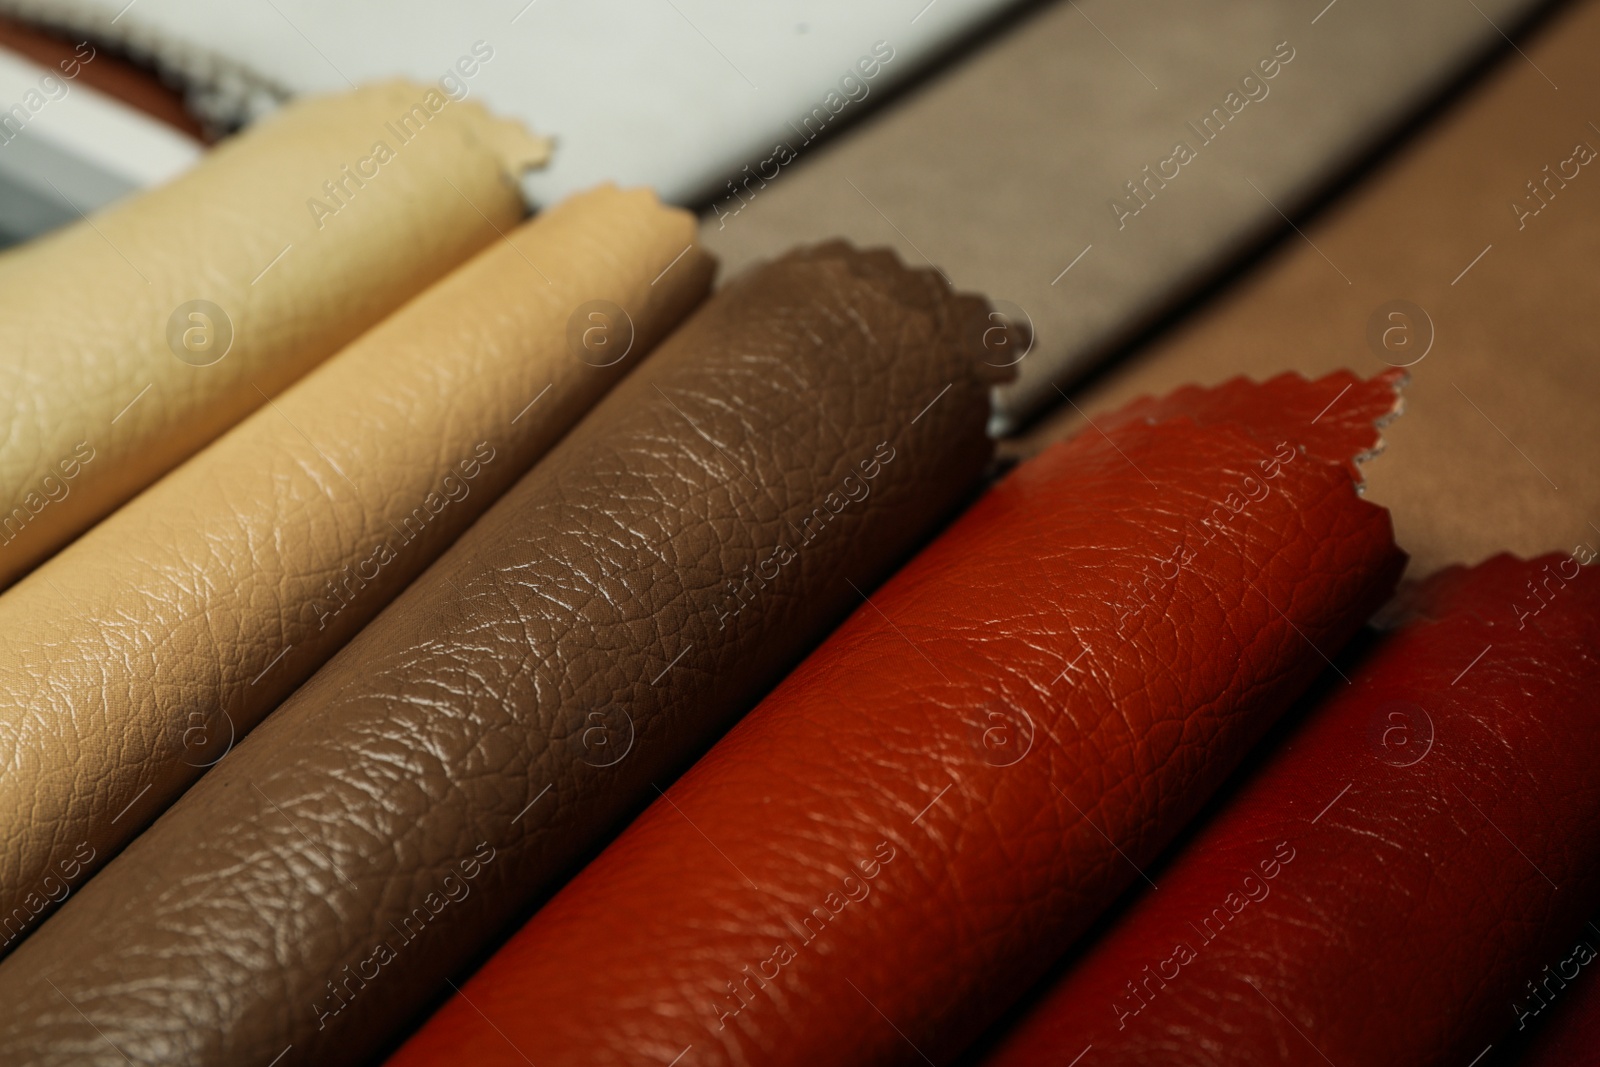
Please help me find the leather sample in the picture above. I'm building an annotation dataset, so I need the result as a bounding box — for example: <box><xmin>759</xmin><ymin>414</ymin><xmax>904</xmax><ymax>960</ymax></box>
<box><xmin>0</xmin><ymin>184</ymin><xmax>710</xmax><ymax>951</ymax></box>
<box><xmin>390</xmin><ymin>371</ymin><xmax>1407</xmax><ymax>1067</ymax></box>
<box><xmin>699</xmin><ymin>0</ymin><xmax>1544</xmax><ymax>431</ymax></box>
<box><xmin>0</xmin><ymin>244</ymin><xmax>1000</xmax><ymax>1067</ymax></box>
<box><xmin>1009</xmin><ymin>0</ymin><xmax>1600</xmax><ymax>579</ymax></box>
<box><xmin>0</xmin><ymin>80</ymin><xmax>547</xmax><ymax>588</ymax></box>
<box><xmin>980</xmin><ymin>552</ymin><xmax>1600</xmax><ymax>1066</ymax></box>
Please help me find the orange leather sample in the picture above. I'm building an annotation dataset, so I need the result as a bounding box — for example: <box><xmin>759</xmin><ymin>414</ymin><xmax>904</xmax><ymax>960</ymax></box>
<box><xmin>0</xmin><ymin>244</ymin><xmax>999</xmax><ymax>1067</ymax></box>
<box><xmin>0</xmin><ymin>80</ymin><xmax>547</xmax><ymax>589</ymax></box>
<box><xmin>980</xmin><ymin>552</ymin><xmax>1600</xmax><ymax>1066</ymax></box>
<box><xmin>389</xmin><ymin>371</ymin><xmax>1406</xmax><ymax>1067</ymax></box>
<box><xmin>0</xmin><ymin>185</ymin><xmax>710</xmax><ymax>953</ymax></box>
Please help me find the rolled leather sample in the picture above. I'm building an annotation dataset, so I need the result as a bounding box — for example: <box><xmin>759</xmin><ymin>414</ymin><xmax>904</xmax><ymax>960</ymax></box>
<box><xmin>0</xmin><ymin>184</ymin><xmax>710</xmax><ymax>949</ymax></box>
<box><xmin>980</xmin><ymin>552</ymin><xmax>1600</xmax><ymax>1066</ymax></box>
<box><xmin>0</xmin><ymin>80</ymin><xmax>548</xmax><ymax>589</ymax></box>
<box><xmin>0</xmin><ymin>243</ymin><xmax>1000</xmax><ymax>1066</ymax></box>
<box><xmin>390</xmin><ymin>371</ymin><xmax>1407</xmax><ymax>1067</ymax></box>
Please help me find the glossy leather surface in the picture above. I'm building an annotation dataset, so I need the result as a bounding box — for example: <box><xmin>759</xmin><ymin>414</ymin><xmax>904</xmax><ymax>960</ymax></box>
<box><xmin>981</xmin><ymin>552</ymin><xmax>1600</xmax><ymax>1066</ymax></box>
<box><xmin>0</xmin><ymin>243</ymin><xmax>999</xmax><ymax>1066</ymax></box>
<box><xmin>0</xmin><ymin>80</ymin><xmax>546</xmax><ymax>588</ymax></box>
<box><xmin>390</xmin><ymin>371</ymin><xmax>1406</xmax><ymax>1067</ymax></box>
<box><xmin>0</xmin><ymin>184</ymin><xmax>710</xmax><ymax>951</ymax></box>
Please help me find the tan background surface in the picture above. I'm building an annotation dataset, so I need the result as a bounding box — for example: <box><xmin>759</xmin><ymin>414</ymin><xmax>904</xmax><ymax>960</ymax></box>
<box><xmin>1010</xmin><ymin>0</ymin><xmax>1600</xmax><ymax>579</ymax></box>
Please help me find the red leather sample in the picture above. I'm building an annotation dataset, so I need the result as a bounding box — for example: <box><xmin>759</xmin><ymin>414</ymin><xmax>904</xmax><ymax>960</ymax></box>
<box><xmin>980</xmin><ymin>551</ymin><xmax>1600</xmax><ymax>1067</ymax></box>
<box><xmin>390</xmin><ymin>371</ymin><xmax>1406</xmax><ymax>1067</ymax></box>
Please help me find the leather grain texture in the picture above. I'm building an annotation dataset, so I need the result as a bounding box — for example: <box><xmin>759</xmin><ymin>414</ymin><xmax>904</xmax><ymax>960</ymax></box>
<box><xmin>0</xmin><ymin>184</ymin><xmax>711</xmax><ymax>953</ymax></box>
<box><xmin>979</xmin><ymin>551</ymin><xmax>1600</xmax><ymax>1066</ymax></box>
<box><xmin>0</xmin><ymin>243</ymin><xmax>1000</xmax><ymax>1066</ymax></box>
<box><xmin>389</xmin><ymin>371</ymin><xmax>1407</xmax><ymax>1067</ymax></box>
<box><xmin>0</xmin><ymin>80</ymin><xmax>548</xmax><ymax>589</ymax></box>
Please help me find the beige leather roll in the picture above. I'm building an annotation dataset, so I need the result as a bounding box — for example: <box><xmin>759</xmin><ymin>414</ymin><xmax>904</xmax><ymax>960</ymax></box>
<box><xmin>0</xmin><ymin>80</ymin><xmax>549</xmax><ymax>589</ymax></box>
<box><xmin>0</xmin><ymin>183</ymin><xmax>712</xmax><ymax>954</ymax></box>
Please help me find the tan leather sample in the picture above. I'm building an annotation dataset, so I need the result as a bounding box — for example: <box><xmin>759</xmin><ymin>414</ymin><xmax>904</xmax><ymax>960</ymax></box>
<box><xmin>0</xmin><ymin>80</ymin><xmax>548</xmax><ymax>589</ymax></box>
<box><xmin>1009</xmin><ymin>0</ymin><xmax>1600</xmax><ymax>579</ymax></box>
<box><xmin>0</xmin><ymin>244</ymin><xmax>1000</xmax><ymax>1067</ymax></box>
<box><xmin>0</xmin><ymin>184</ymin><xmax>711</xmax><ymax>957</ymax></box>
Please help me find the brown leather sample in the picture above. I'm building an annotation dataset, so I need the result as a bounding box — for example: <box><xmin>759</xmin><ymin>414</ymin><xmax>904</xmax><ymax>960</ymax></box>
<box><xmin>979</xmin><ymin>552</ymin><xmax>1600</xmax><ymax>1066</ymax></box>
<box><xmin>0</xmin><ymin>184</ymin><xmax>710</xmax><ymax>952</ymax></box>
<box><xmin>0</xmin><ymin>80</ymin><xmax>547</xmax><ymax>589</ymax></box>
<box><xmin>1009</xmin><ymin>0</ymin><xmax>1600</xmax><ymax>579</ymax></box>
<box><xmin>389</xmin><ymin>372</ymin><xmax>1405</xmax><ymax>1067</ymax></box>
<box><xmin>0</xmin><ymin>244</ymin><xmax>1000</xmax><ymax>1066</ymax></box>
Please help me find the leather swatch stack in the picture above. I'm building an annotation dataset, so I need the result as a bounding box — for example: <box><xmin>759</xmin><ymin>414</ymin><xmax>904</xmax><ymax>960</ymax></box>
<box><xmin>0</xmin><ymin>244</ymin><xmax>1002</xmax><ymax>1066</ymax></box>
<box><xmin>0</xmin><ymin>2</ymin><xmax>1593</xmax><ymax>1063</ymax></box>
<box><xmin>388</xmin><ymin>370</ymin><xmax>1406</xmax><ymax>1066</ymax></box>
<box><xmin>979</xmin><ymin>551</ymin><xmax>1600</xmax><ymax>1066</ymax></box>
<box><xmin>0</xmin><ymin>81</ymin><xmax>547</xmax><ymax>587</ymax></box>
<box><xmin>0</xmin><ymin>183</ymin><xmax>710</xmax><ymax>945</ymax></box>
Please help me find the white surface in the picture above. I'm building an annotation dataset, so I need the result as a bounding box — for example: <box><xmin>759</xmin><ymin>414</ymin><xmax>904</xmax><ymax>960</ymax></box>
<box><xmin>0</xmin><ymin>0</ymin><xmax>1021</xmax><ymax>206</ymax></box>
<box><xmin>0</xmin><ymin>46</ymin><xmax>201</xmax><ymax>238</ymax></box>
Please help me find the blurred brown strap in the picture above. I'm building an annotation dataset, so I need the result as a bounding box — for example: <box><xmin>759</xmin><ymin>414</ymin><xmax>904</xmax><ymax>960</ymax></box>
<box><xmin>0</xmin><ymin>14</ymin><xmax>206</xmax><ymax>141</ymax></box>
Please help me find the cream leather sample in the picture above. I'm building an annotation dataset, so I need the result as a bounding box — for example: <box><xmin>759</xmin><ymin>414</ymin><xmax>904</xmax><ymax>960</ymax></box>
<box><xmin>0</xmin><ymin>183</ymin><xmax>712</xmax><ymax>953</ymax></box>
<box><xmin>0</xmin><ymin>80</ymin><xmax>548</xmax><ymax>589</ymax></box>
